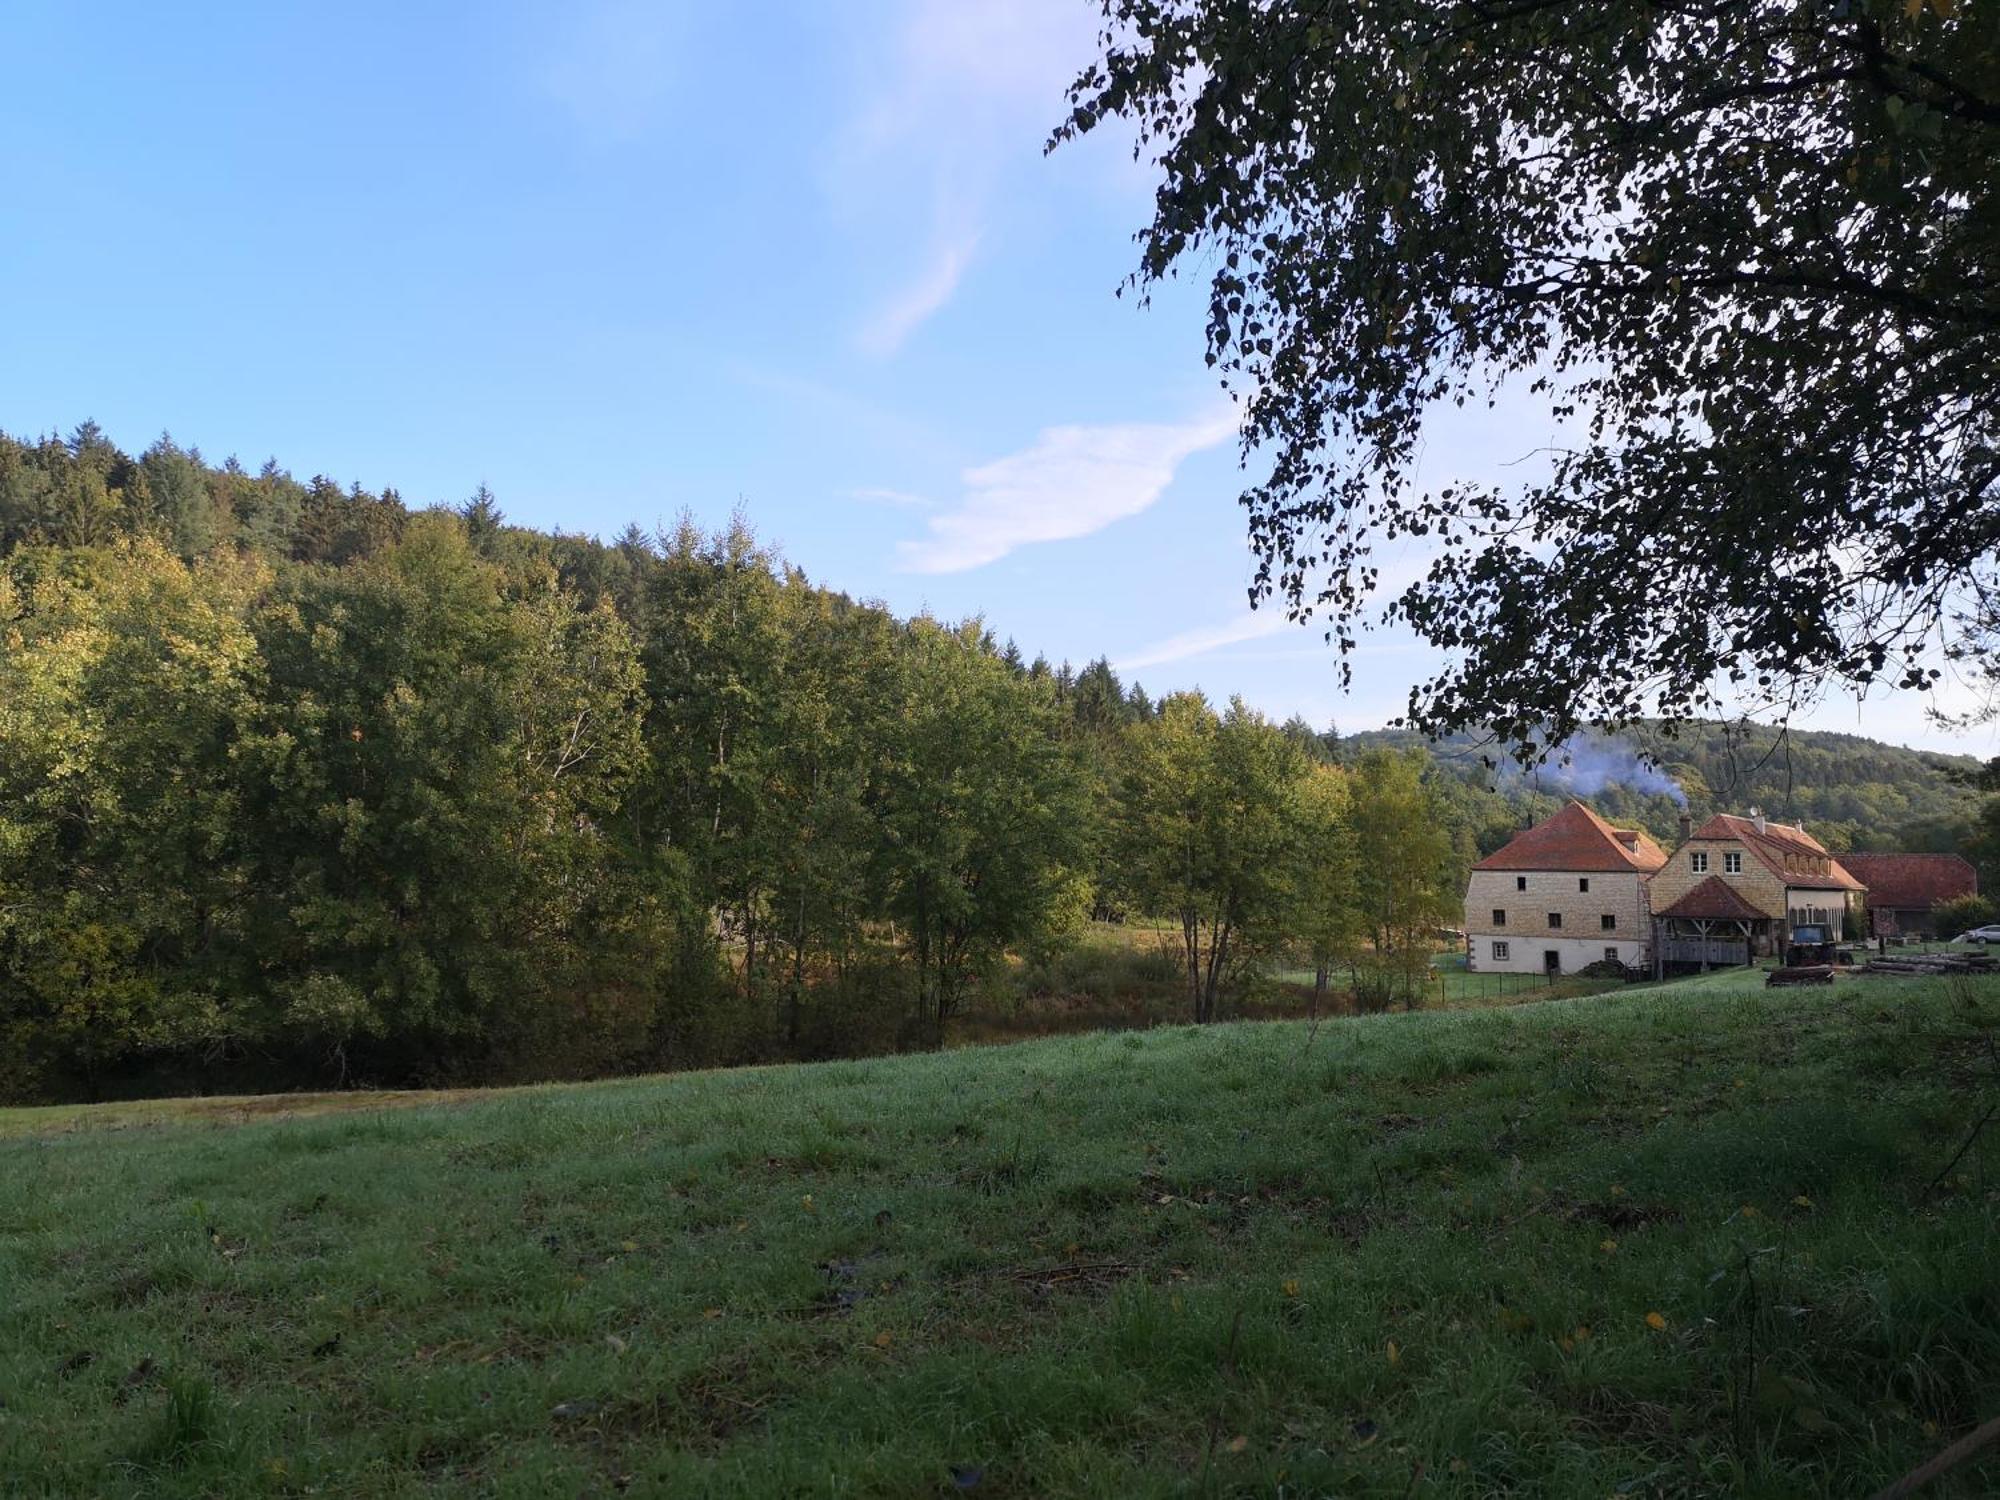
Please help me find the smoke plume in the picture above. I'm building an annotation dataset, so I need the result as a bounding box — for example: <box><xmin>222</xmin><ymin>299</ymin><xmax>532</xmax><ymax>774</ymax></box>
<box><xmin>1505</xmin><ymin>729</ymin><xmax>1688</xmax><ymax>807</ymax></box>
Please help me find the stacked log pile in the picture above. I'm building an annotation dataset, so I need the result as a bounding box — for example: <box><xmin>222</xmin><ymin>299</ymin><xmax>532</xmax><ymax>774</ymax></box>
<box><xmin>1860</xmin><ymin>950</ymin><xmax>1996</xmax><ymax>976</ymax></box>
<box><xmin>1767</xmin><ymin>965</ymin><xmax>1836</xmax><ymax>987</ymax></box>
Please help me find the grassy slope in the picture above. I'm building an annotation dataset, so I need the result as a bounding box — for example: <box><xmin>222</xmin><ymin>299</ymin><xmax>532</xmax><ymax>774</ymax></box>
<box><xmin>3</xmin><ymin>974</ymin><xmax>1997</xmax><ymax>1498</ymax></box>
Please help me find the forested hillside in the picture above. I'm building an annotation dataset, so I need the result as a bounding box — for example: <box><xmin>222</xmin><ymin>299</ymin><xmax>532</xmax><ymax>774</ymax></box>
<box><xmin>1343</xmin><ymin>724</ymin><xmax>1984</xmax><ymax>860</ymax></box>
<box><xmin>1</xmin><ymin>423</ymin><xmax>1985</xmax><ymax>1102</ymax></box>
<box><xmin>0</xmin><ymin>424</ymin><xmax>1474</xmax><ymax>1102</ymax></box>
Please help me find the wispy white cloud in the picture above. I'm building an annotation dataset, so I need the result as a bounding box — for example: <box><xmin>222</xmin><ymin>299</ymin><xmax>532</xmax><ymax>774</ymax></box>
<box><xmin>896</xmin><ymin>405</ymin><xmax>1238</xmax><ymax>574</ymax></box>
<box><xmin>895</xmin><ymin>0</ymin><xmax>1102</xmax><ymax>113</ymax></box>
<box><xmin>540</xmin><ymin>1</ymin><xmax>684</xmax><ymax>144</ymax></box>
<box><xmin>1114</xmin><ymin>611</ymin><xmax>1294</xmax><ymax>673</ymax></box>
<box><xmin>845</xmin><ymin>486</ymin><xmax>934</xmax><ymax>510</ymax></box>
<box><xmin>828</xmin><ymin>1</ymin><xmax>1111</xmax><ymax>356</ymax></box>
<box><xmin>832</xmin><ymin>1</ymin><xmax>1101</xmax><ymax>180</ymax></box>
<box><xmin>856</xmin><ymin>236</ymin><xmax>979</xmax><ymax>356</ymax></box>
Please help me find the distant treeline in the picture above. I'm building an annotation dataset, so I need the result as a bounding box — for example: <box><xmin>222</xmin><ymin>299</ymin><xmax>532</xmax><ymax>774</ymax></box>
<box><xmin>1</xmin><ymin>424</ymin><xmax>1478</xmax><ymax>1102</ymax></box>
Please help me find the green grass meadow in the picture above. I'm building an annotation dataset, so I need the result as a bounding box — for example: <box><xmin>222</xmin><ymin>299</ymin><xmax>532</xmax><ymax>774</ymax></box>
<box><xmin>3</xmin><ymin>971</ymin><xmax>1997</xmax><ymax>1496</ymax></box>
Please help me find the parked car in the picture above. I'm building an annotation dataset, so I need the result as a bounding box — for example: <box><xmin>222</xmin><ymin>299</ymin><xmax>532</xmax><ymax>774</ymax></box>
<box><xmin>1954</xmin><ymin>924</ymin><xmax>2000</xmax><ymax>944</ymax></box>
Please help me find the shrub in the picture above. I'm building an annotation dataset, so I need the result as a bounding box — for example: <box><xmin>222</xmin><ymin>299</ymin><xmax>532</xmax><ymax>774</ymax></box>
<box><xmin>1009</xmin><ymin>941</ymin><xmax>1181</xmax><ymax>1005</ymax></box>
<box><xmin>1933</xmin><ymin>894</ymin><xmax>1998</xmax><ymax>938</ymax></box>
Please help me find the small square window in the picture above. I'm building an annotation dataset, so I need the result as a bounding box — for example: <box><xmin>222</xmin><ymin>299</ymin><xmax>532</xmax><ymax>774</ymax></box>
<box><xmin>1548</xmin><ymin>912</ymin><xmax>1563</xmax><ymax>930</ymax></box>
<box><xmin>1516</xmin><ymin>875</ymin><xmax>1527</xmax><ymax>891</ymax></box>
<box><xmin>1604</xmin><ymin>947</ymin><xmax>1619</xmax><ymax>964</ymax></box>
<box><xmin>1492</xmin><ymin>941</ymin><xmax>1510</xmax><ymax>961</ymax></box>
<box><xmin>1724</xmin><ymin>852</ymin><xmax>1742</xmax><ymax>874</ymax></box>
<box><xmin>1578</xmin><ymin>877</ymin><xmax>1590</xmax><ymax>893</ymax></box>
<box><xmin>1690</xmin><ymin>851</ymin><xmax>1709</xmax><ymax>874</ymax></box>
<box><xmin>1601</xmin><ymin>913</ymin><xmax>1616</xmax><ymax>931</ymax></box>
<box><xmin>1491</xmin><ymin>909</ymin><xmax>1507</xmax><ymax>927</ymax></box>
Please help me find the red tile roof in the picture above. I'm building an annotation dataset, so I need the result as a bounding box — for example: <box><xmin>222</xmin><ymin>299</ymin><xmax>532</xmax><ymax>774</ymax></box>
<box><xmin>1473</xmin><ymin>800</ymin><xmax>1669</xmax><ymax>873</ymax></box>
<box><xmin>1654</xmin><ymin>876</ymin><xmax>1771</xmax><ymax>922</ymax></box>
<box><xmin>1686</xmin><ymin>813</ymin><xmax>1865</xmax><ymax>891</ymax></box>
<box><xmin>1836</xmin><ymin>854</ymin><xmax>1977</xmax><ymax>911</ymax></box>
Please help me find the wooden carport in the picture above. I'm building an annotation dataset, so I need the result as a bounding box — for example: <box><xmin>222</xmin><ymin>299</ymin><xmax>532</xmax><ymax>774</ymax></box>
<box><xmin>1653</xmin><ymin>876</ymin><xmax>1772</xmax><ymax>973</ymax></box>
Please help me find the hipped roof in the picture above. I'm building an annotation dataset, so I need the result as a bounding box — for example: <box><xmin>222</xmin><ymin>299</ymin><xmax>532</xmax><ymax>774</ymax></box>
<box><xmin>1473</xmin><ymin>800</ymin><xmax>1669</xmax><ymax>874</ymax></box>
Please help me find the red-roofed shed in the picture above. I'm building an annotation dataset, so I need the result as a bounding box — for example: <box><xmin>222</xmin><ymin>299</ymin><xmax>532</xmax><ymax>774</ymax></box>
<box><xmin>1837</xmin><ymin>854</ymin><xmax>1978</xmax><ymax>937</ymax></box>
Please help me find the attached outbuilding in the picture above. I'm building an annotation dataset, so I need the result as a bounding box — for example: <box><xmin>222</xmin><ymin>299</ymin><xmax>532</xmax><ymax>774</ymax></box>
<box><xmin>1650</xmin><ymin>875</ymin><xmax>1772</xmax><ymax>968</ymax></box>
<box><xmin>1836</xmin><ymin>853</ymin><xmax>1978</xmax><ymax>938</ymax></box>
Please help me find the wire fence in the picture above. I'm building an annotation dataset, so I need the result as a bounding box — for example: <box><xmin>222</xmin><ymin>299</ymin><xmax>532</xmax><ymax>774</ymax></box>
<box><xmin>1451</xmin><ymin>968</ymin><xmax>1567</xmax><ymax>1001</ymax></box>
<box><xmin>1271</xmin><ymin>957</ymin><xmax>1629</xmax><ymax>1009</ymax></box>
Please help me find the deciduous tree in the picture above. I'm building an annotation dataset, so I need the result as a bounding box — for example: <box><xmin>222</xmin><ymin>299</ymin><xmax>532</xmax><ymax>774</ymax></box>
<box><xmin>1056</xmin><ymin>0</ymin><xmax>2000</xmax><ymax>753</ymax></box>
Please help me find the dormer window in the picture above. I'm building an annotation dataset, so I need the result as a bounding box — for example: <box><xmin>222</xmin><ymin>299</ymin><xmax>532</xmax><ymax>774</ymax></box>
<box><xmin>1690</xmin><ymin>851</ymin><xmax>1709</xmax><ymax>873</ymax></box>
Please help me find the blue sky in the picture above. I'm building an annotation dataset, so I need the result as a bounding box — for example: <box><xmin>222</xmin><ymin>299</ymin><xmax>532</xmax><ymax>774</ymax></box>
<box><xmin>0</xmin><ymin>0</ymin><xmax>1984</xmax><ymax>755</ymax></box>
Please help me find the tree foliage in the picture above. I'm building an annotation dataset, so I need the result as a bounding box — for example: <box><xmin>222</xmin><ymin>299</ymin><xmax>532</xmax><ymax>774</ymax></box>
<box><xmin>1118</xmin><ymin>695</ymin><xmax>1346</xmax><ymax>1021</ymax></box>
<box><xmin>0</xmin><ymin>421</ymin><xmax>1974</xmax><ymax>1098</ymax></box>
<box><xmin>0</xmin><ymin>430</ymin><xmax>1112</xmax><ymax>1094</ymax></box>
<box><xmin>1348</xmin><ymin>750</ymin><xmax>1462</xmax><ymax>1003</ymax></box>
<box><xmin>1055</xmin><ymin>0</ymin><xmax>1999</xmax><ymax>754</ymax></box>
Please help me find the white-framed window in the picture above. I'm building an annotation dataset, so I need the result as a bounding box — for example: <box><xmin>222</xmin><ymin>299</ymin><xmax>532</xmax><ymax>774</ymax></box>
<box><xmin>1690</xmin><ymin>851</ymin><xmax>1709</xmax><ymax>873</ymax></box>
<box><xmin>1604</xmin><ymin>947</ymin><xmax>1619</xmax><ymax>963</ymax></box>
<box><xmin>1492</xmin><ymin>941</ymin><xmax>1510</xmax><ymax>961</ymax></box>
<box><xmin>1724</xmin><ymin>852</ymin><xmax>1742</xmax><ymax>874</ymax></box>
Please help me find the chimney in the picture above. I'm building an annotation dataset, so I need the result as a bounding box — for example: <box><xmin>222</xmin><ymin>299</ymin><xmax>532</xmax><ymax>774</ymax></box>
<box><xmin>1751</xmin><ymin>806</ymin><xmax>1766</xmax><ymax>834</ymax></box>
<box><xmin>1677</xmin><ymin>812</ymin><xmax>1692</xmax><ymax>845</ymax></box>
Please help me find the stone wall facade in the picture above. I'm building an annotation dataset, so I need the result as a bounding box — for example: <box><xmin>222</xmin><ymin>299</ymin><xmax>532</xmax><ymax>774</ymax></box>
<box><xmin>1463</xmin><ymin>869</ymin><xmax>1651</xmax><ymax>974</ymax></box>
<box><xmin>1645</xmin><ymin>838</ymin><xmax>1790</xmax><ymax>919</ymax></box>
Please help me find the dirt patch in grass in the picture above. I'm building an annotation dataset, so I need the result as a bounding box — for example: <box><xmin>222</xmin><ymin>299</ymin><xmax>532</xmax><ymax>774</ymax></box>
<box><xmin>0</xmin><ymin>1087</ymin><xmax>491</xmax><ymax>1138</ymax></box>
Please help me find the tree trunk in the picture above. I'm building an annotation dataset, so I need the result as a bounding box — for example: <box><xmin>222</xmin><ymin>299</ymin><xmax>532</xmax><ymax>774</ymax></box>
<box><xmin>1202</xmin><ymin>920</ymin><xmax>1232</xmax><ymax>1023</ymax></box>
<box><xmin>1181</xmin><ymin>907</ymin><xmax>1203</xmax><ymax>1022</ymax></box>
<box><xmin>914</xmin><ymin>880</ymin><xmax>934</xmax><ymax>1038</ymax></box>
<box><xmin>786</xmin><ymin>887</ymin><xmax>807</xmax><ymax>1048</ymax></box>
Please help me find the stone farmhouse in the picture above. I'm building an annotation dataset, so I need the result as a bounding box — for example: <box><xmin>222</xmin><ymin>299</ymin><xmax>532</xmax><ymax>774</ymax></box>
<box><xmin>1463</xmin><ymin>801</ymin><xmax>1668</xmax><ymax>975</ymax></box>
<box><xmin>1463</xmin><ymin>801</ymin><xmax>1891</xmax><ymax>975</ymax></box>
<box><xmin>1646</xmin><ymin>812</ymin><xmax>1865</xmax><ymax>966</ymax></box>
